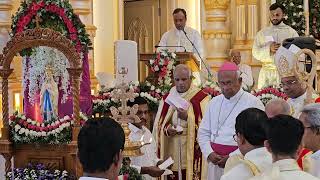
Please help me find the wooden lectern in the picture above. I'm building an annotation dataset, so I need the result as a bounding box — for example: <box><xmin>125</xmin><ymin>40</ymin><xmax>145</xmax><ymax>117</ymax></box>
<box><xmin>139</xmin><ymin>52</ymin><xmax>200</xmax><ymax>81</ymax></box>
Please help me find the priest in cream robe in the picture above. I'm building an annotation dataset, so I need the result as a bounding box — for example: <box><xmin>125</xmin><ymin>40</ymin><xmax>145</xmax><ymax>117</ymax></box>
<box><xmin>221</xmin><ymin>108</ymin><xmax>272</xmax><ymax>180</ymax></box>
<box><xmin>299</xmin><ymin>103</ymin><xmax>320</xmax><ymax>178</ymax></box>
<box><xmin>229</xmin><ymin>49</ymin><xmax>254</xmax><ymax>91</ymax></box>
<box><xmin>197</xmin><ymin>62</ymin><xmax>264</xmax><ymax>180</ymax></box>
<box><xmin>250</xmin><ymin>115</ymin><xmax>319</xmax><ymax>180</ymax></box>
<box><xmin>152</xmin><ymin>64</ymin><xmax>210</xmax><ymax>180</ymax></box>
<box><xmin>158</xmin><ymin>8</ymin><xmax>209</xmax><ymax>85</ymax></box>
<box><xmin>274</xmin><ymin>46</ymin><xmax>319</xmax><ymax>118</ymax></box>
<box><xmin>252</xmin><ymin>3</ymin><xmax>298</xmax><ymax>89</ymax></box>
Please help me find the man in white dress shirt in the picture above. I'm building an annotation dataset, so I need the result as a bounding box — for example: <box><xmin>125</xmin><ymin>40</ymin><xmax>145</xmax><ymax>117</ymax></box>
<box><xmin>158</xmin><ymin>8</ymin><xmax>207</xmax><ymax>84</ymax></box>
<box><xmin>252</xmin><ymin>3</ymin><xmax>298</xmax><ymax>89</ymax></box>
<box><xmin>250</xmin><ymin>115</ymin><xmax>319</xmax><ymax>180</ymax></box>
<box><xmin>128</xmin><ymin>97</ymin><xmax>164</xmax><ymax>180</ymax></box>
<box><xmin>158</xmin><ymin>8</ymin><xmax>204</xmax><ymax>59</ymax></box>
<box><xmin>78</xmin><ymin>117</ymin><xmax>125</xmax><ymax>180</ymax></box>
<box><xmin>229</xmin><ymin>49</ymin><xmax>254</xmax><ymax>91</ymax></box>
<box><xmin>198</xmin><ymin>62</ymin><xmax>264</xmax><ymax>180</ymax></box>
<box><xmin>299</xmin><ymin>103</ymin><xmax>320</xmax><ymax>178</ymax></box>
<box><xmin>221</xmin><ymin>108</ymin><xmax>272</xmax><ymax>180</ymax></box>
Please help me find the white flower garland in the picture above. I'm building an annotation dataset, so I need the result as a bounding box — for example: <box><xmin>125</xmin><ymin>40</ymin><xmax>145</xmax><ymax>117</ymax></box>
<box><xmin>24</xmin><ymin>46</ymin><xmax>71</xmax><ymax>104</ymax></box>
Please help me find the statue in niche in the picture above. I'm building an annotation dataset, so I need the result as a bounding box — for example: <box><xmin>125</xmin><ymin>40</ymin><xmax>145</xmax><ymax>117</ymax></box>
<box><xmin>40</xmin><ymin>65</ymin><xmax>59</xmax><ymax>121</ymax></box>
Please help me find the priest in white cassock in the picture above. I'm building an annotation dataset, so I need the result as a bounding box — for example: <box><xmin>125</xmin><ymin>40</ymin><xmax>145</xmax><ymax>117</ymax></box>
<box><xmin>299</xmin><ymin>103</ymin><xmax>320</xmax><ymax>178</ymax></box>
<box><xmin>274</xmin><ymin>46</ymin><xmax>319</xmax><ymax>118</ymax></box>
<box><xmin>229</xmin><ymin>49</ymin><xmax>253</xmax><ymax>91</ymax></box>
<box><xmin>252</xmin><ymin>3</ymin><xmax>298</xmax><ymax>89</ymax></box>
<box><xmin>158</xmin><ymin>8</ymin><xmax>203</xmax><ymax>60</ymax></box>
<box><xmin>157</xmin><ymin>8</ymin><xmax>208</xmax><ymax>84</ymax></box>
<box><xmin>249</xmin><ymin>115</ymin><xmax>319</xmax><ymax>180</ymax></box>
<box><xmin>128</xmin><ymin>97</ymin><xmax>165</xmax><ymax>180</ymax></box>
<box><xmin>197</xmin><ymin>62</ymin><xmax>264</xmax><ymax>180</ymax></box>
<box><xmin>221</xmin><ymin>108</ymin><xmax>272</xmax><ymax>180</ymax></box>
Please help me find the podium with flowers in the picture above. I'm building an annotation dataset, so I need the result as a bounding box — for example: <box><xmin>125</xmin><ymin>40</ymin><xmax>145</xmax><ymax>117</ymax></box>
<box><xmin>139</xmin><ymin>51</ymin><xmax>200</xmax><ymax>83</ymax></box>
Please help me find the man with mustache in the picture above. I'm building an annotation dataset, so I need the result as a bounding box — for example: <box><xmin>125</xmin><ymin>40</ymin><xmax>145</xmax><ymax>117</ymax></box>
<box><xmin>128</xmin><ymin>97</ymin><xmax>165</xmax><ymax>180</ymax></box>
<box><xmin>252</xmin><ymin>3</ymin><xmax>298</xmax><ymax>89</ymax></box>
<box><xmin>153</xmin><ymin>64</ymin><xmax>210</xmax><ymax>180</ymax></box>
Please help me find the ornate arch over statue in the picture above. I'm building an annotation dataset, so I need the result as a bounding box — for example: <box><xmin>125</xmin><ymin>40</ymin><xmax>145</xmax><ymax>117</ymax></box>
<box><xmin>0</xmin><ymin>27</ymin><xmax>83</xmax><ymax>177</ymax></box>
<box><xmin>10</xmin><ymin>0</ymin><xmax>93</xmax><ymax>119</ymax></box>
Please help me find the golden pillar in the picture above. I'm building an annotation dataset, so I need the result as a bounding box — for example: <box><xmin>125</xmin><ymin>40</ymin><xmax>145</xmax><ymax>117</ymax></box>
<box><xmin>0</xmin><ymin>0</ymin><xmax>12</xmax><ymax>137</ymax></box>
<box><xmin>70</xmin><ymin>0</ymin><xmax>97</xmax><ymax>90</ymax></box>
<box><xmin>234</xmin><ymin>0</ymin><xmax>246</xmax><ymax>45</ymax></box>
<box><xmin>0</xmin><ymin>0</ymin><xmax>13</xmax><ymax>52</ymax></box>
<box><xmin>232</xmin><ymin>0</ymin><xmax>260</xmax><ymax>64</ymax></box>
<box><xmin>203</xmin><ymin>0</ymin><xmax>231</xmax><ymax>71</ymax></box>
<box><xmin>247</xmin><ymin>0</ymin><xmax>258</xmax><ymax>44</ymax></box>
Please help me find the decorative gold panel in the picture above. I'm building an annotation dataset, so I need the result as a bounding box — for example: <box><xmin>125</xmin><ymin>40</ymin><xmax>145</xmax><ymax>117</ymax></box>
<box><xmin>204</xmin><ymin>0</ymin><xmax>230</xmax><ymax>10</ymax></box>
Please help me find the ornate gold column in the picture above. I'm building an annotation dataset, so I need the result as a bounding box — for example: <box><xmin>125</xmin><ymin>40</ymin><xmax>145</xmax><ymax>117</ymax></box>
<box><xmin>234</xmin><ymin>0</ymin><xmax>246</xmax><ymax>45</ymax></box>
<box><xmin>247</xmin><ymin>0</ymin><xmax>258</xmax><ymax>44</ymax></box>
<box><xmin>0</xmin><ymin>0</ymin><xmax>13</xmax><ymax>52</ymax></box>
<box><xmin>70</xmin><ymin>0</ymin><xmax>97</xmax><ymax>88</ymax></box>
<box><xmin>203</xmin><ymin>0</ymin><xmax>231</xmax><ymax>71</ymax></box>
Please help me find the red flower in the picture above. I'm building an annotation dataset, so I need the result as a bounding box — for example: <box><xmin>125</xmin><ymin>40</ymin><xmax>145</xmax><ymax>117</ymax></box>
<box><xmin>159</xmin><ymin>71</ymin><xmax>167</xmax><ymax>78</ymax></box>
<box><xmin>316</xmin><ymin>98</ymin><xmax>320</xmax><ymax>103</ymax></box>
<box><xmin>163</xmin><ymin>59</ymin><xmax>169</xmax><ymax>66</ymax></box>
<box><xmin>49</xmin><ymin>5</ymin><xmax>58</xmax><ymax>13</ymax></box>
<box><xmin>44</xmin><ymin>127</ymin><xmax>49</xmax><ymax>132</ymax></box>
<box><xmin>10</xmin><ymin>115</ymin><xmax>15</xmax><ymax>121</ymax></box>
<box><xmin>23</xmin><ymin>121</ymin><xmax>28</xmax><ymax>127</ymax></box>
<box><xmin>70</xmin><ymin>34</ymin><xmax>77</xmax><ymax>41</ymax></box>
<box><xmin>58</xmin><ymin>8</ymin><xmax>65</xmax><ymax>17</ymax></box>
<box><xmin>39</xmin><ymin>1</ymin><xmax>45</xmax><ymax>7</ymax></box>
<box><xmin>31</xmin><ymin>126</ymin><xmax>36</xmax><ymax>131</ymax></box>
<box><xmin>69</xmin><ymin>26</ymin><xmax>77</xmax><ymax>34</ymax></box>
<box><xmin>32</xmin><ymin>2</ymin><xmax>41</xmax><ymax>11</ymax></box>
<box><xmin>36</xmin><ymin>126</ymin><xmax>40</xmax><ymax>132</ymax></box>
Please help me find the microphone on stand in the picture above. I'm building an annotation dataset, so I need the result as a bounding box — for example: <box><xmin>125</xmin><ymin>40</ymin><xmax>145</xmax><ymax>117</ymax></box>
<box><xmin>182</xmin><ymin>28</ymin><xmax>213</xmax><ymax>78</ymax></box>
<box><xmin>154</xmin><ymin>45</ymin><xmax>187</xmax><ymax>52</ymax></box>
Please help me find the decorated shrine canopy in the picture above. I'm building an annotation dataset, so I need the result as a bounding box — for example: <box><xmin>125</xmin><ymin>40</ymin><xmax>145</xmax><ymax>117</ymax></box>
<box><xmin>11</xmin><ymin>0</ymin><xmax>92</xmax><ymax>55</ymax></box>
<box><xmin>10</xmin><ymin>0</ymin><xmax>93</xmax><ymax>120</ymax></box>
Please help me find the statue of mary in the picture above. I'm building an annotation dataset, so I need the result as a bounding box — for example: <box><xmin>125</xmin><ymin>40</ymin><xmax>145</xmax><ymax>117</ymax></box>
<box><xmin>40</xmin><ymin>65</ymin><xmax>59</xmax><ymax>121</ymax></box>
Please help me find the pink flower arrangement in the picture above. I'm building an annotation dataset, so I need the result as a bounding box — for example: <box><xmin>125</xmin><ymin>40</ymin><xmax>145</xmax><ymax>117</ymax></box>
<box><xmin>253</xmin><ymin>87</ymin><xmax>288</xmax><ymax>105</ymax></box>
<box><xmin>12</xmin><ymin>0</ymin><xmax>91</xmax><ymax>54</ymax></box>
<box><xmin>149</xmin><ymin>50</ymin><xmax>176</xmax><ymax>87</ymax></box>
<box><xmin>9</xmin><ymin>112</ymin><xmax>88</xmax><ymax>144</ymax></box>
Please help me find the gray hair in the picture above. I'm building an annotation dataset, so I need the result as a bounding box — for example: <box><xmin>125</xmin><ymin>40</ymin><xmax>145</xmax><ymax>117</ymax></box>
<box><xmin>265</xmin><ymin>99</ymin><xmax>291</xmax><ymax>117</ymax></box>
<box><xmin>173</xmin><ymin>64</ymin><xmax>192</xmax><ymax>78</ymax></box>
<box><xmin>301</xmin><ymin>103</ymin><xmax>320</xmax><ymax>128</ymax></box>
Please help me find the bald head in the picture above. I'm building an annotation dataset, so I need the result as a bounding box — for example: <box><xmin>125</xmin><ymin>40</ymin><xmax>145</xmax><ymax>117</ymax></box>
<box><xmin>173</xmin><ymin>64</ymin><xmax>192</xmax><ymax>93</ymax></box>
<box><xmin>265</xmin><ymin>99</ymin><xmax>291</xmax><ymax>118</ymax></box>
<box><xmin>230</xmin><ymin>49</ymin><xmax>241</xmax><ymax>65</ymax></box>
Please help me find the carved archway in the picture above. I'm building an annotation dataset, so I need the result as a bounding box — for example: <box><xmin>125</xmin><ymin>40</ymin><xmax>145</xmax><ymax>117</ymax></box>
<box><xmin>127</xmin><ymin>18</ymin><xmax>149</xmax><ymax>53</ymax></box>
<box><xmin>0</xmin><ymin>28</ymin><xmax>82</xmax><ymax>142</ymax></box>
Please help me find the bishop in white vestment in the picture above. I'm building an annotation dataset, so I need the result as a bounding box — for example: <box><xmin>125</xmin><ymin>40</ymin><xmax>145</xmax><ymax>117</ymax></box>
<box><xmin>274</xmin><ymin>46</ymin><xmax>319</xmax><ymax>118</ymax></box>
<box><xmin>198</xmin><ymin>62</ymin><xmax>264</xmax><ymax>180</ymax></box>
<box><xmin>252</xmin><ymin>3</ymin><xmax>298</xmax><ymax>89</ymax></box>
